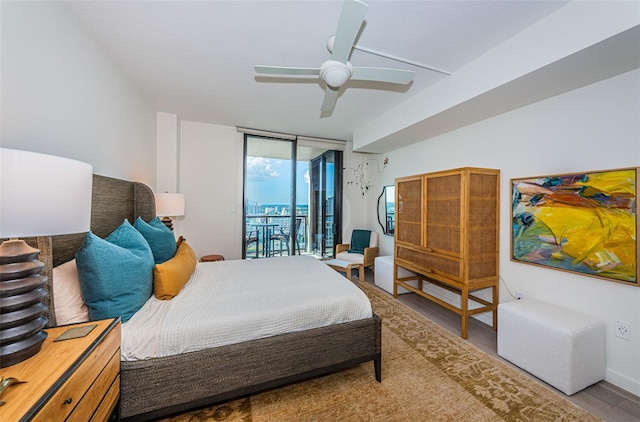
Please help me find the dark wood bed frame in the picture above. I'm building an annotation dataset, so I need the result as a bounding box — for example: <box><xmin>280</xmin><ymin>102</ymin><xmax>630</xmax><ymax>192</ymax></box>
<box><xmin>49</xmin><ymin>175</ymin><xmax>382</xmax><ymax>421</ymax></box>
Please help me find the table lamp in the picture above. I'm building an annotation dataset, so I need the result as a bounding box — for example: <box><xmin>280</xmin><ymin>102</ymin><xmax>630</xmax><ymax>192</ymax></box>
<box><xmin>154</xmin><ymin>192</ymin><xmax>185</xmax><ymax>231</ymax></box>
<box><xmin>0</xmin><ymin>148</ymin><xmax>92</xmax><ymax>367</ymax></box>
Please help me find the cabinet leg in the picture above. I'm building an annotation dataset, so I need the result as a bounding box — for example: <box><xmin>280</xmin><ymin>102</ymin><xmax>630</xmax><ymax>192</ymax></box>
<box><xmin>461</xmin><ymin>286</ymin><xmax>469</xmax><ymax>339</ymax></box>
<box><xmin>492</xmin><ymin>284</ymin><xmax>498</xmax><ymax>331</ymax></box>
<box><xmin>392</xmin><ymin>265</ymin><xmax>398</xmax><ymax>297</ymax></box>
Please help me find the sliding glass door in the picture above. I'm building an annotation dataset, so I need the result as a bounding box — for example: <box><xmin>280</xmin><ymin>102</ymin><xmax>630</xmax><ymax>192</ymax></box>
<box><xmin>310</xmin><ymin>151</ymin><xmax>342</xmax><ymax>258</ymax></box>
<box><xmin>242</xmin><ymin>134</ymin><xmax>342</xmax><ymax>259</ymax></box>
<box><xmin>243</xmin><ymin>135</ymin><xmax>295</xmax><ymax>259</ymax></box>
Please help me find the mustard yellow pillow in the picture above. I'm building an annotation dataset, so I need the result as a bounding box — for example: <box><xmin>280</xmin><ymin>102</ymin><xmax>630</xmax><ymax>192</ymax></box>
<box><xmin>153</xmin><ymin>241</ymin><xmax>197</xmax><ymax>300</ymax></box>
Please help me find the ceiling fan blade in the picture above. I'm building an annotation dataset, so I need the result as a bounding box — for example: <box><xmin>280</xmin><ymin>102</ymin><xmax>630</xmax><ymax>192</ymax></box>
<box><xmin>321</xmin><ymin>86</ymin><xmax>339</xmax><ymax>113</ymax></box>
<box><xmin>331</xmin><ymin>0</ymin><xmax>368</xmax><ymax>64</ymax></box>
<box><xmin>351</xmin><ymin>67</ymin><xmax>415</xmax><ymax>85</ymax></box>
<box><xmin>255</xmin><ymin>65</ymin><xmax>320</xmax><ymax>76</ymax></box>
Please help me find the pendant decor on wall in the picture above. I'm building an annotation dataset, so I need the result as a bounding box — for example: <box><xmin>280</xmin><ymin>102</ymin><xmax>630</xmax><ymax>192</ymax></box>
<box><xmin>511</xmin><ymin>167</ymin><xmax>638</xmax><ymax>286</ymax></box>
<box><xmin>344</xmin><ymin>157</ymin><xmax>389</xmax><ymax>197</ymax></box>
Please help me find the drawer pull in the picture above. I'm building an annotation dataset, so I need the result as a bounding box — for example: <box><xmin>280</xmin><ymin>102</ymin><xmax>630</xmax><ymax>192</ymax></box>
<box><xmin>0</xmin><ymin>377</ymin><xmax>27</xmax><ymax>405</ymax></box>
<box><xmin>64</xmin><ymin>398</ymin><xmax>73</xmax><ymax>405</ymax></box>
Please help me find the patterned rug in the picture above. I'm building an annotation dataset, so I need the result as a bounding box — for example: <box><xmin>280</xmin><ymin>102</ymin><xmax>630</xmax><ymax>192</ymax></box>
<box><xmin>161</xmin><ymin>281</ymin><xmax>600</xmax><ymax>422</ymax></box>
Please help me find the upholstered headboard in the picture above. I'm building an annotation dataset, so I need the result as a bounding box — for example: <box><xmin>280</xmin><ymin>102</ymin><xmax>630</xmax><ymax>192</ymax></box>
<box><xmin>5</xmin><ymin>175</ymin><xmax>155</xmax><ymax>327</ymax></box>
<box><xmin>52</xmin><ymin>174</ymin><xmax>156</xmax><ymax>266</ymax></box>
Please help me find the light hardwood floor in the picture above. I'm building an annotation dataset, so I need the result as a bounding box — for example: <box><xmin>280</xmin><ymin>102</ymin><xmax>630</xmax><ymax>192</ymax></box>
<box><xmin>362</xmin><ymin>272</ymin><xmax>640</xmax><ymax>422</ymax></box>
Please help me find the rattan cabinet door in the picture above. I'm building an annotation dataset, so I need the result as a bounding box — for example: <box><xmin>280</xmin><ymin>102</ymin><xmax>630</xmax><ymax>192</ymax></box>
<box><xmin>467</xmin><ymin>171</ymin><xmax>500</xmax><ymax>280</ymax></box>
<box><xmin>395</xmin><ymin>176</ymin><xmax>423</xmax><ymax>246</ymax></box>
<box><xmin>425</xmin><ymin>171</ymin><xmax>462</xmax><ymax>257</ymax></box>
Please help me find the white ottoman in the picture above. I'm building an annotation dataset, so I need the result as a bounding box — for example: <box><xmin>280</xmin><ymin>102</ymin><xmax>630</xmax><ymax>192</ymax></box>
<box><xmin>497</xmin><ymin>299</ymin><xmax>605</xmax><ymax>395</ymax></box>
<box><xmin>374</xmin><ymin>256</ymin><xmax>416</xmax><ymax>294</ymax></box>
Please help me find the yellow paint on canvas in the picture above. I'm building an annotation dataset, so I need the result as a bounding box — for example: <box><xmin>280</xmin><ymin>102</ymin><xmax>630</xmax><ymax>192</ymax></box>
<box><xmin>576</xmin><ymin>169</ymin><xmax>636</xmax><ymax>194</ymax></box>
<box><xmin>533</xmin><ymin>198</ymin><xmax>635</xmax><ymax>279</ymax></box>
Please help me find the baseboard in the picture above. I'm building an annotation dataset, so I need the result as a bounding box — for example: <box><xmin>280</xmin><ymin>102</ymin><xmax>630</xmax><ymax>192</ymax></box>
<box><xmin>473</xmin><ymin>312</ymin><xmax>493</xmax><ymax>326</ymax></box>
<box><xmin>605</xmin><ymin>368</ymin><xmax>640</xmax><ymax>397</ymax></box>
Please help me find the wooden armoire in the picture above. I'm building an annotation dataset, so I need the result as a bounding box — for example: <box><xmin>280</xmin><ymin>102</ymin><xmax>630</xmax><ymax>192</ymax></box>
<box><xmin>394</xmin><ymin>167</ymin><xmax>500</xmax><ymax>339</ymax></box>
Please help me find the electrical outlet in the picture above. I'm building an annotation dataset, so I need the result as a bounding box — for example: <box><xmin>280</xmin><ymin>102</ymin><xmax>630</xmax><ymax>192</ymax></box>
<box><xmin>615</xmin><ymin>320</ymin><xmax>631</xmax><ymax>340</ymax></box>
<box><xmin>515</xmin><ymin>291</ymin><xmax>525</xmax><ymax>300</ymax></box>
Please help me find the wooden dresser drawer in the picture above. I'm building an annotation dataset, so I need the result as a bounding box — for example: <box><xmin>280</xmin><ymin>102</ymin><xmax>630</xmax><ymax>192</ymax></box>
<box><xmin>34</xmin><ymin>322</ymin><xmax>120</xmax><ymax>421</ymax></box>
<box><xmin>92</xmin><ymin>375</ymin><xmax>121</xmax><ymax>422</ymax></box>
<box><xmin>66</xmin><ymin>349</ymin><xmax>120</xmax><ymax>421</ymax></box>
<box><xmin>396</xmin><ymin>245</ymin><xmax>462</xmax><ymax>281</ymax></box>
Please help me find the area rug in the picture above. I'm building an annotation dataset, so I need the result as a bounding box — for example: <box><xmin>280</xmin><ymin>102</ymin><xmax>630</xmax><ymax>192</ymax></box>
<box><xmin>160</xmin><ymin>281</ymin><xmax>600</xmax><ymax>422</ymax></box>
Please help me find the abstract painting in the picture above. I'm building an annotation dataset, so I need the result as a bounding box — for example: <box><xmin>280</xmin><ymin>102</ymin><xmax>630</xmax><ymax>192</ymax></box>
<box><xmin>511</xmin><ymin>168</ymin><xmax>638</xmax><ymax>285</ymax></box>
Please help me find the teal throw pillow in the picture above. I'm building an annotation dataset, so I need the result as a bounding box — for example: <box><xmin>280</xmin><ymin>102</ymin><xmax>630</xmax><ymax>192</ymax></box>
<box><xmin>134</xmin><ymin>216</ymin><xmax>177</xmax><ymax>264</ymax></box>
<box><xmin>76</xmin><ymin>219</ymin><xmax>154</xmax><ymax>322</ymax></box>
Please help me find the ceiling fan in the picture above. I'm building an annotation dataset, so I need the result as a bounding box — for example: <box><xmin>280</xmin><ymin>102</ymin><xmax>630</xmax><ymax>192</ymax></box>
<box><xmin>254</xmin><ymin>0</ymin><xmax>415</xmax><ymax>114</ymax></box>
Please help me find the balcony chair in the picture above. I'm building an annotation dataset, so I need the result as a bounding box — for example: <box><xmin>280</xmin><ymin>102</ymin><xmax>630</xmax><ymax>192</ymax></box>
<box><xmin>245</xmin><ymin>229</ymin><xmax>259</xmax><ymax>258</ymax></box>
<box><xmin>335</xmin><ymin>229</ymin><xmax>379</xmax><ymax>272</ymax></box>
<box><xmin>269</xmin><ymin>217</ymin><xmax>303</xmax><ymax>256</ymax></box>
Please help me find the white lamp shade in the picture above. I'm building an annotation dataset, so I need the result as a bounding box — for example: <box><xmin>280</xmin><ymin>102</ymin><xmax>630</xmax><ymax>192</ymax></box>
<box><xmin>155</xmin><ymin>193</ymin><xmax>185</xmax><ymax>217</ymax></box>
<box><xmin>0</xmin><ymin>148</ymin><xmax>93</xmax><ymax>238</ymax></box>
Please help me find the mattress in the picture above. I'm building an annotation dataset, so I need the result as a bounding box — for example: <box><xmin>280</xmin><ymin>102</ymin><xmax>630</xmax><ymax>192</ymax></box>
<box><xmin>121</xmin><ymin>255</ymin><xmax>373</xmax><ymax>361</ymax></box>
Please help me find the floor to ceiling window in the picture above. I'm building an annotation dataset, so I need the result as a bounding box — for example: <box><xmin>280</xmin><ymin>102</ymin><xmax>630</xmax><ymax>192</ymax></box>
<box><xmin>242</xmin><ymin>133</ymin><xmax>342</xmax><ymax>259</ymax></box>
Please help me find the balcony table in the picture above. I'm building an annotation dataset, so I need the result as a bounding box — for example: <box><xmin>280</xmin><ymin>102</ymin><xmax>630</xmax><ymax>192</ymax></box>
<box><xmin>251</xmin><ymin>223</ymin><xmax>278</xmax><ymax>258</ymax></box>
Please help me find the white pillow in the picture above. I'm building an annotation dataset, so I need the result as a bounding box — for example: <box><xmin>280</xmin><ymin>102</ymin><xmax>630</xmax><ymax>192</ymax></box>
<box><xmin>52</xmin><ymin>259</ymin><xmax>90</xmax><ymax>325</ymax></box>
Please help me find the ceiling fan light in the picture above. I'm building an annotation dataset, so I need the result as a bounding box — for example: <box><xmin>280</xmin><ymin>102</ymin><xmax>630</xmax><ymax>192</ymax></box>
<box><xmin>320</xmin><ymin>60</ymin><xmax>353</xmax><ymax>88</ymax></box>
<box><xmin>324</xmin><ymin>68</ymin><xmax>350</xmax><ymax>88</ymax></box>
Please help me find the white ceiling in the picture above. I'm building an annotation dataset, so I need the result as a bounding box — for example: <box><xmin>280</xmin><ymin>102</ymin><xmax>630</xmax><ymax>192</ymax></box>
<box><xmin>65</xmin><ymin>0</ymin><xmax>570</xmax><ymax>142</ymax></box>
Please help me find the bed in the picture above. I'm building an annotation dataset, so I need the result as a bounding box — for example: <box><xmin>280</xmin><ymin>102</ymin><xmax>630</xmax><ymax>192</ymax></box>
<box><xmin>50</xmin><ymin>175</ymin><xmax>382</xmax><ymax>421</ymax></box>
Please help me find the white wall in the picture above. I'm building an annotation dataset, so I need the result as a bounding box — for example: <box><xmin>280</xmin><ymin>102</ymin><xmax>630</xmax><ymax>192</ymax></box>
<box><xmin>341</xmin><ymin>148</ymin><xmax>375</xmax><ymax>238</ymax></box>
<box><xmin>0</xmin><ymin>1</ymin><xmax>157</xmax><ymax>184</ymax></box>
<box><xmin>177</xmin><ymin>121</ymin><xmax>243</xmax><ymax>260</ymax></box>
<box><xmin>363</xmin><ymin>69</ymin><xmax>640</xmax><ymax>395</ymax></box>
<box><xmin>156</xmin><ymin>112</ymin><xmax>179</xmax><ymax>193</ymax></box>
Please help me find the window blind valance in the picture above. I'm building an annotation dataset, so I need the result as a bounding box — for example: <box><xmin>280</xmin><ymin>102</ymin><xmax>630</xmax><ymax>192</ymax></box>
<box><xmin>297</xmin><ymin>136</ymin><xmax>346</xmax><ymax>151</ymax></box>
<box><xmin>236</xmin><ymin>127</ymin><xmax>296</xmax><ymax>140</ymax></box>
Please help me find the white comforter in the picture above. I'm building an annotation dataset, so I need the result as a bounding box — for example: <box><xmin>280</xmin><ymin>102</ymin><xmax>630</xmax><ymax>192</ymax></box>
<box><xmin>121</xmin><ymin>255</ymin><xmax>373</xmax><ymax>361</ymax></box>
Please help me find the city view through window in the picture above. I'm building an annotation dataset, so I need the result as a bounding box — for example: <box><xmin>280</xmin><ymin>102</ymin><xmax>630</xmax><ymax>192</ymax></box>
<box><xmin>245</xmin><ymin>156</ymin><xmax>313</xmax><ymax>258</ymax></box>
<box><xmin>243</xmin><ymin>135</ymin><xmax>340</xmax><ymax>260</ymax></box>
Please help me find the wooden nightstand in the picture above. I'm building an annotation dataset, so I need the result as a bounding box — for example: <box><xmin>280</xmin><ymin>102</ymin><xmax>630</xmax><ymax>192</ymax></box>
<box><xmin>0</xmin><ymin>318</ymin><xmax>121</xmax><ymax>421</ymax></box>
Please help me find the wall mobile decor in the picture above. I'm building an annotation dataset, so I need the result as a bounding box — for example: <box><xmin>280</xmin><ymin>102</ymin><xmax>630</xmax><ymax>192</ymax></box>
<box><xmin>344</xmin><ymin>157</ymin><xmax>388</xmax><ymax>197</ymax></box>
<box><xmin>511</xmin><ymin>167</ymin><xmax>638</xmax><ymax>285</ymax></box>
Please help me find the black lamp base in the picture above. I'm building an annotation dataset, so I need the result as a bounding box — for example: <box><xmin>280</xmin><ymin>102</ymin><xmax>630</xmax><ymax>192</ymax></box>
<box><xmin>0</xmin><ymin>239</ymin><xmax>49</xmax><ymax>368</ymax></box>
<box><xmin>160</xmin><ymin>216</ymin><xmax>174</xmax><ymax>231</ymax></box>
